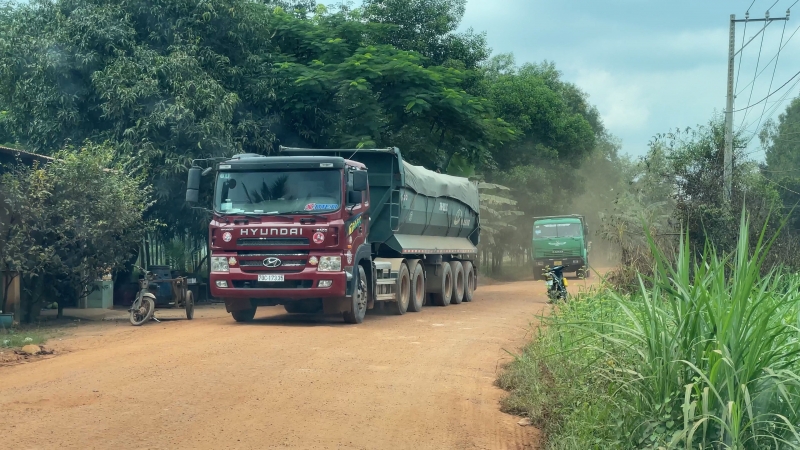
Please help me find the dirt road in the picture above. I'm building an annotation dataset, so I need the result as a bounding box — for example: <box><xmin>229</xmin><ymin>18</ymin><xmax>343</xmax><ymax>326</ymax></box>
<box><xmin>0</xmin><ymin>279</ymin><xmax>562</xmax><ymax>450</ymax></box>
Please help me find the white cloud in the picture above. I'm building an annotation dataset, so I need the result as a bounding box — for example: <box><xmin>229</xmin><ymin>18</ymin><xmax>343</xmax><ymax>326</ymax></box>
<box><xmin>573</xmin><ymin>69</ymin><xmax>650</xmax><ymax>132</ymax></box>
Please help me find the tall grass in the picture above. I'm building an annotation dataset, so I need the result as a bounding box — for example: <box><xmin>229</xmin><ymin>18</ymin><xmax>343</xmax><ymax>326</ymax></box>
<box><xmin>499</xmin><ymin>212</ymin><xmax>800</xmax><ymax>449</ymax></box>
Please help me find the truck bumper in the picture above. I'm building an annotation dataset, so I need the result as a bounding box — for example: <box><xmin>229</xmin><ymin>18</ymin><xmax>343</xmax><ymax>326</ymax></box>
<box><xmin>534</xmin><ymin>257</ymin><xmax>585</xmax><ymax>271</ymax></box>
<box><xmin>210</xmin><ymin>267</ymin><xmax>349</xmax><ymax>300</ymax></box>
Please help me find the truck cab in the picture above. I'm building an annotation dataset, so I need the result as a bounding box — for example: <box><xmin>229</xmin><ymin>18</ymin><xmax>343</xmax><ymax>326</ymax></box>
<box><xmin>531</xmin><ymin>215</ymin><xmax>590</xmax><ymax>279</ymax></box>
<box><xmin>186</xmin><ymin>153</ymin><xmax>371</xmax><ymax>321</ymax></box>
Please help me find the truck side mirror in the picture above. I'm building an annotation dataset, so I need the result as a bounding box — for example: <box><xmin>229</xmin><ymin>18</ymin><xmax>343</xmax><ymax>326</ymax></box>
<box><xmin>347</xmin><ymin>190</ymin><xmax>362</xmax><ymax>205</ymax></box>
<box><xmin>186</xmin><ymin>167</ymin><xmax>201</xmax><ymax>203</ymax></box>
<box><xmin>352</xmin><ymin>170</ymin><xmax>368</xmax><ymax>192</ymax></box>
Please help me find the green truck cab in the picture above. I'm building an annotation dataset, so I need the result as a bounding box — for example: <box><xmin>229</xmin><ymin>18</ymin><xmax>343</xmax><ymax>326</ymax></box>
<box><xmin>531</xmin><ymin>215</ymin><xmax>591</xmax><ymax>279</ymax></box>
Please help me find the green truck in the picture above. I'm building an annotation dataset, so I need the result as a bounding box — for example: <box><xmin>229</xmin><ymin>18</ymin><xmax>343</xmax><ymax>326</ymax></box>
<box><xmin>531</xmin><ymin>215</ymin><xmax>591</xmax><ymax>279</ymax></box>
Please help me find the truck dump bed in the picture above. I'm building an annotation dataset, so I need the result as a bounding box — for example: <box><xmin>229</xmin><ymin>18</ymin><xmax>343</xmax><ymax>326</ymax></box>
<box><xmin>279</xmin><ymin>147</ymin><xmax>480</xmax><ymax>257</ymax></box>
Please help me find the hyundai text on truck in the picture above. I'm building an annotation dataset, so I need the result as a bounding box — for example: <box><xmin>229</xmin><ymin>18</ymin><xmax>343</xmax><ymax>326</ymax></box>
<box><xmin>531</xmin><ymin>215</ymin><xmax>591</xmax><ymax>279</ymax></box>
<box><xmin>185</xmin><ymin>147</ymin><xmax>480</xmax><ymax>324</ymax></box>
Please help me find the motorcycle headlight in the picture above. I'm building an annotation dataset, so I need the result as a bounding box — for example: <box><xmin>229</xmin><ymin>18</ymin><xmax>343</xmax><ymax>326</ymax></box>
<box><xmin>317</xmin><ymin>256</ymin><xmax>342</xmax><ymax>272</ymax></box>
<box><xmin>211</xmin><ymin>256</ymin><xmax>230</xmax><ymax>273</ymax></box>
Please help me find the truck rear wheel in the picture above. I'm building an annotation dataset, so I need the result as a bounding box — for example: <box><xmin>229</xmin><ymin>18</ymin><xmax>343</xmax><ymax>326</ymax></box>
<box><xmin>408</xmin><ymin>262</ymin><xmax>425</xmax><ymax>312</ymax></box>
<box><xmin>391</xmin><ymin>262</ymin><xmax>410</xmax><ymax>315</ymax></box>
<box><xmin>428</xmin><ymin>262</ymin><xmax>452</xmax><ymax>307</ymax></box>
<box><xmin>462</xmin><ymin>261</ymin><xmax>475</xmax><ymax>302</ymax></box>
<box><xmin>343</xmin><ymin>266</ymin><xmax>367</xmax><ymax>324</ymax></box>
<box><xmin>449</xmin><ymin>261</ymin><xmax>464</xmax><ymax>304</ymax></box>
<box><xmin>231</xmin><ymin>307</ymin><xmax>257</xmax><ymax>323</ymax></box>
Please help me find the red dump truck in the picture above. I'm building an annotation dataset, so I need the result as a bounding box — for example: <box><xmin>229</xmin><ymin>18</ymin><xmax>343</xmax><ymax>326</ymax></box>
<box><xmin>185</xmin><ymin>146</ymin><xmax>481</xmax><ymax>324</ymax></box>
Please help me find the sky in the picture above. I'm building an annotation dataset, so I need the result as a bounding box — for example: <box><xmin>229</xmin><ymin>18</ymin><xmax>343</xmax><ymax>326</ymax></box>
<box><xmin>453</xmin><ymin>0</ymin><xmax>800</xmax><ymax>159</ymax></box>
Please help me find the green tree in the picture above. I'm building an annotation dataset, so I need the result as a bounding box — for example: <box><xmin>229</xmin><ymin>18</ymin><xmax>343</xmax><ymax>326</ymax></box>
<box><xmin>762</xmin><ymin>96</ymin><xmax>800</xmax><ymax>232</ymax></box>
<box><xmin>0</xmin><ymin>143</ymin><xmax>153</xmax><ymax>322</ymax></box>
<box><xmin>0</xmin><ymin>0</ymin><xmax>512</xmax><ymax>243</ymax></box>
<box><xmin>478</xmin><ymin>55</ymin><xmax>603</xmax><ymax>257</ymax></box>
<box><xmin>361</xmin><ymin>0</ymin><xmax>488</xmax><ymax>70</ymax></box>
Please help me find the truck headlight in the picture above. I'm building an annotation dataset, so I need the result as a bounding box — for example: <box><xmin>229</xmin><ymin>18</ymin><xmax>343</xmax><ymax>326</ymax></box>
<box><xmin>211</xmin><ymin>256</ymin><xmax>230</xmax><ymax>272</ymax></box>
<box><xmin>318</xmin><ymin>256</ymin><xmax>341</xmax><ymax>272</ymax></box>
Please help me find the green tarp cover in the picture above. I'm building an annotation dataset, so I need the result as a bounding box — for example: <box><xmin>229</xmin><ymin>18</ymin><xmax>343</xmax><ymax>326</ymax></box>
<box><xmin>401</xmin><ymin>161</ymin><xmax>480</xmax><ymax>213</ymax></box>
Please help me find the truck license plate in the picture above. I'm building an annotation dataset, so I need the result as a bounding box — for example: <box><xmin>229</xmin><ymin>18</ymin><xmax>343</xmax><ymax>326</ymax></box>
<box><xmin>554</xmin><ymin>261</ymin><xmax>562</xmax><ymax>266</ymax></box>
<box><xmin>258</xmin><ymin>274</ymin><xmax>284</xmax><ymax>282</ymax></box>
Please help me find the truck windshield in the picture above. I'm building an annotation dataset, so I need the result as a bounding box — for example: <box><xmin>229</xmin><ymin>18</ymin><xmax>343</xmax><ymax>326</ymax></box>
<box><xmin>534</xmin><ymin>223</ymin><xmax>583</xmax><ymax>238</ymax></box>
<box><xmin>214</xmin><ymin>170</ymin><xmax>342</xmax><ymax>214</ymax></box>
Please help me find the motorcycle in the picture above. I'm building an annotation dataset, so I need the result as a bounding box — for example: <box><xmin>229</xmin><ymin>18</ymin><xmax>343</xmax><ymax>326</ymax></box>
<box><xmin>544</xmin><ymin>265</ymin><xmax>568</xmax><ymax>303</ymax></box>
<box><xmin>129</xmin><ymin>268</ymin><xmax>157</xmax><ymax>326</ymax></box>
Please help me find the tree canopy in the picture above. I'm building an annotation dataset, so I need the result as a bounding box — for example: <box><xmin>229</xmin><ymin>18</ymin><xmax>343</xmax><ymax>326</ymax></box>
<box><xmin>0</xmin><ymin>0</ymin><xmax>616</xmax><ymax>276</ymax></box>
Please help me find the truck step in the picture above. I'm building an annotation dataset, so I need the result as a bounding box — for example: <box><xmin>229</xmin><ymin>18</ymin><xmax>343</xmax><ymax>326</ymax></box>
<box><xmin>376</xmin><ymin>293</ymin><xmax>396</xmax><ymax>301</ymax></box>
<box><xmin>376</xmin><ymin>279</ymin><xmax>395</xmax><ymax>286</ymax></box>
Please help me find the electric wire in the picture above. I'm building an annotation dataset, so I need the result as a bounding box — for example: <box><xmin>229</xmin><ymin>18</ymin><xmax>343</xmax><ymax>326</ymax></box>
<box><xmin>738</xmin><ymin>19</ymin><xmax>769</xmax><ymax>127</ymax></box>
<box><xmin>736</xmin><ymin>20</ymin><xmax>800</xmax><ymax>97</ymax></box>
<box><xmin>747</xmin><ymin>18</ymin><xmax>788</xmax><ymax>137</ymax></box>
<box><xmin>733</xmin><ymin>68</ymin><xmax>800</xmax><ymax>112</ymax></box>
<box><xmin>740</xmin><ymin>72</ymin><xmax>800</xmax><ymax>149</ymax></box>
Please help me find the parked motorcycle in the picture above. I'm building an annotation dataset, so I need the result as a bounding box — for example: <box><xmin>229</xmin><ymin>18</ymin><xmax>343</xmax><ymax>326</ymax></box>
<box><xmin>129</xmin><ymin>266</ymin><xmax>195</xmax><ymax>326</ymax></box>
<box><xmin>544</xmin><ymin>265</ymin><xmax>568</xmax><ymax>303</ymax></box>
<box><xmin>129</xmin><ymin>268</ymin><xmax>157</xmax><ymax>326</ymax></box>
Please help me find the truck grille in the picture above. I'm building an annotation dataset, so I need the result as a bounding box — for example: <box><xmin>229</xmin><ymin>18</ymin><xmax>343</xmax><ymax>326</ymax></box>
<box><xmin>236</xmin><ymin>251</ymin><xmax>308</xmax><ymax>273</ymax></box>
<box><xmin>237</xmin><ymin>238</ymin><xmax>309</xmax><ymax>246</ymax></box>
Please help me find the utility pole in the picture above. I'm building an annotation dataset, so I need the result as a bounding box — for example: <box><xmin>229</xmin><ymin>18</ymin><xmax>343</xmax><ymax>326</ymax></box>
<box><xmin>724</xmin><ymin>10</ymin><xmax>790</xmax><ymax>204</ymax></box>
<box><xmin>724</xmin><ymin>14</ymin><xmax>735</xmax><ymax>204</ymax></box>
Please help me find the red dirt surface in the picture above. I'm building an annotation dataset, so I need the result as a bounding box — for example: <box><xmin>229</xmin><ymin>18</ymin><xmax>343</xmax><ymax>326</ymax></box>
<box><xmin>0</xmin><ymin>280</ymin><xmax>557</xmax><ymax>449</ymax></box>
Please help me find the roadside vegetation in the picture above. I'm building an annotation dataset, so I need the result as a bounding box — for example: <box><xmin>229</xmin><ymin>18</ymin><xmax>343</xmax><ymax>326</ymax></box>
<box><xmin>498</xmin><ymin>99</ymin><xmax>800</xmax><ymax>447</ymax></box>
<box><xmin>1</xmin><ymin>327</ymin><xmax>53</xmax><ymax>349</ymax></box>
<box><xmin>499</xmin><ymin>213</ymin><xmax>800</xmax><ymax>449</ymax></box>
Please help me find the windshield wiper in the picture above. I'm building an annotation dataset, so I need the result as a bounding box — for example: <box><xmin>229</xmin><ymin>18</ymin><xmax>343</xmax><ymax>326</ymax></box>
<box><xmin>263</xmin><ymin>212</ymin><xmax>295</xmax><ymax>222</ymax></box>
<box><xmin>216</xmin><ymin>212</ymin><xmax>263</xmax><ymax>222</ymax></box>
<box><xmin>284</xmin><ymin>212</ymin><xmax>329</xmax><ymax>220</ymax></box>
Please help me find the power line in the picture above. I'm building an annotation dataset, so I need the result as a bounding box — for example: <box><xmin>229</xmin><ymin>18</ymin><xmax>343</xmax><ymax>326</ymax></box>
<box><xmin>740</xmin><ymin>71</ymin><xmax>800</xmax><ymax>143</ymax></box>
<box><xmin>735</xmin><ymin>21</ymin><xmax>800</xmax><ymax>97</ymax></box>
<box><xmin>759</xmin><ymin>171</ymin><xmax>800</xmax><ymax>196</ymax></box>
<box><xmin>733</xmin><ymin>69</ymin><xmax>800</xmax><ymax>112</ymax></box>
<box><xmin>747</xmin><ymin>18</ymin><xmax>788</xmax><ymax>135</ymax></box>
<box><xmin>738</xmin><ymin>19</ymin><xmax>768</xmax><ymax>127</ymax></box>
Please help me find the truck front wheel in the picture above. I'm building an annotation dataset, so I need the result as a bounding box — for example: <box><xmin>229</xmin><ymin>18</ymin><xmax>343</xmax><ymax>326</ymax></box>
<box><xmin>231</xmin><ymin>307</ymin><xmax>257</xmax><ymax>323</ymax></box>
<box><xmin>343</xmin><ymin>266</ymin><xmax>368</xmax><ymax>324</ymax></box>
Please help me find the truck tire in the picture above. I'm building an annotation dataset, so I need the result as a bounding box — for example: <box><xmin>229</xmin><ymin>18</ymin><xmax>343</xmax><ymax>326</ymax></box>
<box><xmin>391</xmin><ymin>262</ymin><xmax>410</xmax><ymax>315</ymax></box>
<box><xmin>343</xmin><ymin>265</ymin><xmax>367</xmax><ymax>324</ymax></box>
<box><xmin>428</xmin><ymin>262</ymin><xmax>452</xmax><ymax>307</ymax></box>
<box><xmin>449</xmin><ymin>261</ymin><xmax>464</xmax><ymax>304</ymax></box>
<box><xmin>231</xmin><ymin>307</ymin><xmax>257</xmax><ymax>323</ymax></box>
<box><xmin>462</xmin><ymin>261</ymin><xmax>475</xmax><ymax>302</ymax></box>
<box><xmin>408</xmin><ymin>262</ymin><xmax>425</xmax><ymax>312</ymax></box>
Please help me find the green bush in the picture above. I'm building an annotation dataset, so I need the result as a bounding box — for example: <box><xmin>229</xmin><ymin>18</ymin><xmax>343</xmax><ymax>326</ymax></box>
<box><xmin>499</xmin><ymin>212</ymin><xmax>800</xmax><ymax>449</ymax></box>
